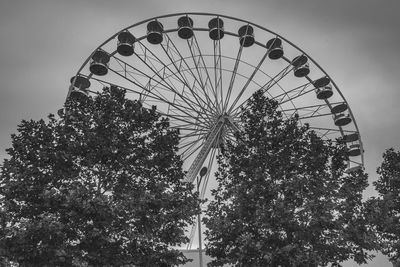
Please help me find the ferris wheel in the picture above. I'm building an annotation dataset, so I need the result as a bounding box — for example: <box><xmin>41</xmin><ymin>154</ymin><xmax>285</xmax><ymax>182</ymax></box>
<box><xmin>68</xmin><ymin>12</ymin><xmax>364</xmax><ymax>250</ymax></box>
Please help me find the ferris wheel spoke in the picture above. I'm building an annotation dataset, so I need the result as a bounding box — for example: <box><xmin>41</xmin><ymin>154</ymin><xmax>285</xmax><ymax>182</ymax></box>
<box><xmin>280</xmin><ymin>107</ymin><xmax>333</xmax><ymax>124</ymax></box>
<box><xmin>230</xmin><ymin>61</ymin><xmax>294</xmax><ymax>115</ymax></box>
<box><xmin>112</xmin><ymin>55</ymin><xmax>149</xmax><ymax>79</ymax></box>
<box><xmin>180</xmin><ymin>131</ymin><xmax>207</xmax><ymax>140</ymax></box>
<box><xmin>260</xmin><ymin>59</ymin><xmax>294</xmax><ymax>94</ymax></box>
<box><xmin>160</xmin><ymin>112</ymin><xmax>201</xmax><ymax>128</ymax></box>
<box><xmin>106</xmin><ymin>68</ymin><xmax>184</xmax><ymax>110</ymax></box>
<box><xmin>103</xmin><ymin>69</ymin><xmax>212</xmax><ymax>125</ymax></box>
<box><xmin>166</xmin><ymin>112</ymin><xmax>208</xmax><ymax>123</ymax></box>
<box><xmin>165</xmin><ymin>100</ymin><xmax>213</xmax><ymax>122</ymax></box>
<box><xmin>187</xmin><ymin>35</ymin><xmax>221</xmax><ymax>113</ymax></box>
<box><xmin>167</xmin><ymin>113</ymin><xmax>210</xmax><ymax>128</ymax></box>
<box><xmin>165</xmin><ymin>98</ymin><xmax>201</xmax><ymax>116</ymax></box>
<box><xmin>108</xmin><ymin>57</ymin><xmax>176</xmax><ymax>102</ymax></box>
<box><xmin>309</xmin><ymin>126</ymin><xmax>358</xmax><ymax>135</ymax></box>
<box><xmin>179</xmin><ymin>135</ymin><xmax>203</xmax><ymax>147</ymax></box>
<box><xmin>278</xmin><ymin>88</ymin><xmax>317</xmax><ymax>107</ymax></box>
<box><xmin>307</xmin><ymin>127</ymin><xmax>344</xmax><ymax>140</ymax></box>
<box><xmin>311</xmin><ymin>128</ymin><xmax>336</xmax><ymax>140</ymax></box>
<box><xmin>134</xmin><ymin>41</ymin><xmax>210</xmax><ymax>121</ymax></box>
<box><xmin>136</xmin><ymin>42</ymin><xmax>211</xmax><ymax>117</ymax></box>
<box><xmin>223</xmin><ymin>45</ymin><xmax>244</xmax><ymax>112</ymax></box>
<box><xmin>226</xmin><ymin>133</ymin><xmax>236</xmax><ymax>144</ymax></box>
<box><xmin>145</xmin><ymin>80</ymin><xmax>212</xmax><ymax>126</ymax></box>
<box><xmin>160</xmin><ymin>34</ymin><xmax>217</xmax><ymax>116</ymax></box>
<box><xmin>110</xmin><ymin>60</ymin><xmax>192</xmax><ymax>109</ymax></box>
<box><xmin>88</xmin><ymin>74</ymin><xmax>172</xmax><ymax>107</ymax></box>
<box><xmin>179</xmin><ymin>132</ymin><xmax>206</xmax><ymax>142</ymax></box>
<box><xmin>177</xmin><ymin>123</ymin><xmax>208</xmax><ymax>132</ymax></box>
<box><xmin>180</xmin><ymin>139</ymin><xmax>204</xmax><ymax>161</ymax></box>
<box><xmin>110</xmin><ymin>55</ymin><xmax>181</xmax><ymax>96</ymax></box>
<box><xmin>214</xmin><ymin>39</ymin><xmax>224</xmax><ymax>112</ymax></box>
<box><xmin>280</xmin><ymin>102</ymin><xmax>343</xmax><ymax>119</ymax></box>
<box><xmin>349</xmin><ymin>159</ymin><xmax>363</xmax><ymax>165</ymax></box>
<box><xmin>126</xmin><ymin>50</ymin><xmax>182</xmax><ymax>96</ymax></box>
<box><xmin>227</xmin><ymin>51</ymin><xmax>269</xmax><ymax>114</ymax></box>
<box><xmin>295</xmin><ymin>112</ymin><xmax>333</xmax><ymax>121</ymax></box>
<box><xmin>176</xmin><ymin>127</ymin><xmax>207</xmax><ymax>133</ymax></box>
<box><xmin>162</xmin><ymin>34</ymin><xmax>218</xmax><ymax>113</ymax></box>
<box><xmin>168</xmin><ymin>118</ymin><xmax>209</xmax><ymax>133</ymax></box>
<box><xmin>273</xmin><ymin>82</ymin><xmax>314</xmax><ymax>105</ymax></box>
<box><xmin>185</xmin><ymin>38</ymin><xmax>216</xmax><ymax>98</ymax></box>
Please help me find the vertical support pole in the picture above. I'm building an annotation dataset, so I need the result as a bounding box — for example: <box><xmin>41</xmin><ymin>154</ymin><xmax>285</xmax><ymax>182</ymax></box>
<box><xmin>197</xmin><ymin>176</ymin><xmax>204</xmax><ymax>267</ymax></box>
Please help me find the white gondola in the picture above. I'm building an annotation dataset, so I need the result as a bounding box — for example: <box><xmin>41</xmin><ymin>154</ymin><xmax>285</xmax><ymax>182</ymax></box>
<box><xmin>69</xmin><ymin>88</ymin><xmax>88</xmax><ymax>100</ymax></box>
<box><xmin>70</xmin><ymin>75</ymin><xmax>90</xmax><ymax>90</ymax></box>
<box><xmin>266</xmin><ymin>38</ymin><xmax>283</xmax><ymax>59</ymax></box>
<box><xmin>117</xmin><ymin>31</ymin><xmax>135</xmax><ymax>56</ymax></box>
<box><xmin>334</xmin><ymin>113</ymin><xmax>352</xmax><ymax>126</ymax></box>
<box><xmin>331</xmin><ymin>103</ymin><xmax>348</xmax><ymax>114</ymax></box>
<box><xmin>147</xmin><ymin>20</ymin><xmax>164</xmax><ymax>44</ymax></box>
<box><xmin>178</xmin><ymin>16</ymin><xmax>194</xmax><ymax>39</ymax></box>
<box><xmin>316</xmin><ymin>84</ymin><xmax>333</xmax><ymax>99</ymax></box>
<box><xmin>89</xmin><ymin>50</ymin><xmax>110</xmax><ymax>76</ymax></box>
<box><xmin>208</xmin><ymin>17</ymin><xmax>224</xmax><ymax>40</ymax></box>
<box><xmin>313</xmin><ymin>76</ymin><xmax>333</xmax><ymax>99</ymax></box>
<box><xmin>238</xmin><ymin>25</ymin><xmax>255</xmax><ymax>47</ymax></box>
<box><xmin>348</xmin><ymin>144</ymin><xmax>361</xmax><ymax>157</ymax></box>
<box><xmin>69</xmin><ymin>75</ymin><xmax>90</xmax><ymax>100</ymax></box>
<box><xmin>342</xmin><ymin>133</ymin><xmax>359</xmax><ymax>143</ymax></box>
<box><xmin>292</xmin><ymin>55</ymin><xmax>310</xmax><ymax>77</ymax></box>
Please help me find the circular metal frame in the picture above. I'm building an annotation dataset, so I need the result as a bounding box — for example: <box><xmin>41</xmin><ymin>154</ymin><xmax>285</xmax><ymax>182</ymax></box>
<box><xmin>68</xmin><ymin>12</ymin><xmax>364</xmax><ymax>249</ymax></box>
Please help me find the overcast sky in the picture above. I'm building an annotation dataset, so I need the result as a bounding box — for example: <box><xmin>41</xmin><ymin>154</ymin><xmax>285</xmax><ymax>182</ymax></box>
<box><xmin>1</xmin><ymin>0</ymin><xmax>399</xmax><ymax>266</ymax></box>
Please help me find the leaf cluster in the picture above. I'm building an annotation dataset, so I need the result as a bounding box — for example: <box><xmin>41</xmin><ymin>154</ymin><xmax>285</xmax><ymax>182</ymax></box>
<box><xmin>203</xmin><ymin>91</ymin><xmax>373</xmax><ymax>267</ymax></box>
<box><xmin>0</xmin><ymin>87</ymin><xmax>200</xmax><ymax>266</ymax></box>
<box><xmin>367</xmin><ymin>148</ymin><xmax>400</xmax><ymax>262</ymax></box>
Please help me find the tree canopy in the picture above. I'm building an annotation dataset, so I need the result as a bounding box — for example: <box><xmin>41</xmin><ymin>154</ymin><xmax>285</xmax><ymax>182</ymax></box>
<box><xmin>0</xmin><ymin>87</ymin><xmax>200</xmax><ymax>266</ymax></box>
<box><xmin>203</xmin><ymin>91</ymin><xmax>375</xmax><ymax>267</ymax></box>
<box><xmin>368</xmin><ymin>148</ymin><xmax>400</xmax><ymax>264</ymax></box>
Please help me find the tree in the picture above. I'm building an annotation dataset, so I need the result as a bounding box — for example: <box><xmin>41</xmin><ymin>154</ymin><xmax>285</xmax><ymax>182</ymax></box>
<box><xmin>203</xmin><ymin>91</ymin><xmax>375</xmax><ymax>267</ymax></box>
<box><xmin>367</xmin><ymin>148</ymin><xmax>400</xmax><ymax>266</ymax></box>
<box><xmin>0</xmin><ymin>86</ymin><xmax>201</xmax><ymax>266</ymax></box>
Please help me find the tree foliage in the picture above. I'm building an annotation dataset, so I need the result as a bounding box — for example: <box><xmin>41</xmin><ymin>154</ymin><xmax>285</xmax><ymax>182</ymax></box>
<box><xmin>0</xmin><ymin>87</ymin><xmax>200</xmax><ymax>266</ymax></box>
<box><xmin>203</xmin><ymin>91</ymin><xmax>374</xmax><ymax>267</ymax></box>
<box><xmin>368</xmin><ymin>148</ymin><xmax>400</xmax><ymax>262</ymax></box>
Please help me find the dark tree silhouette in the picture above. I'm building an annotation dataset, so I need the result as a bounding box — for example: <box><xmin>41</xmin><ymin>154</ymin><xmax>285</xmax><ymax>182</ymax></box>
<box><xmin>368</xmin><ymin>148</ymin><xmax>400</xmax><ymax>266</ymax></box>
<box><xmin>0</xmin><ymin>87</ymin><xmax>200</xmax><ymax>266</ymax></box>
<box><xmin>203</xmin><ymin>91</ymin><xmax>375</xmax><ymax>267</ymax></box>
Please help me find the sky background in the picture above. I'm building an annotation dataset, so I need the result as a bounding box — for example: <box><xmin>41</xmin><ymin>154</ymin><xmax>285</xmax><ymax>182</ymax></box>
<box><xmin>1</xmin><ymin>0</ymin><xmax>399</xmax><ymax>266</ymax></box>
